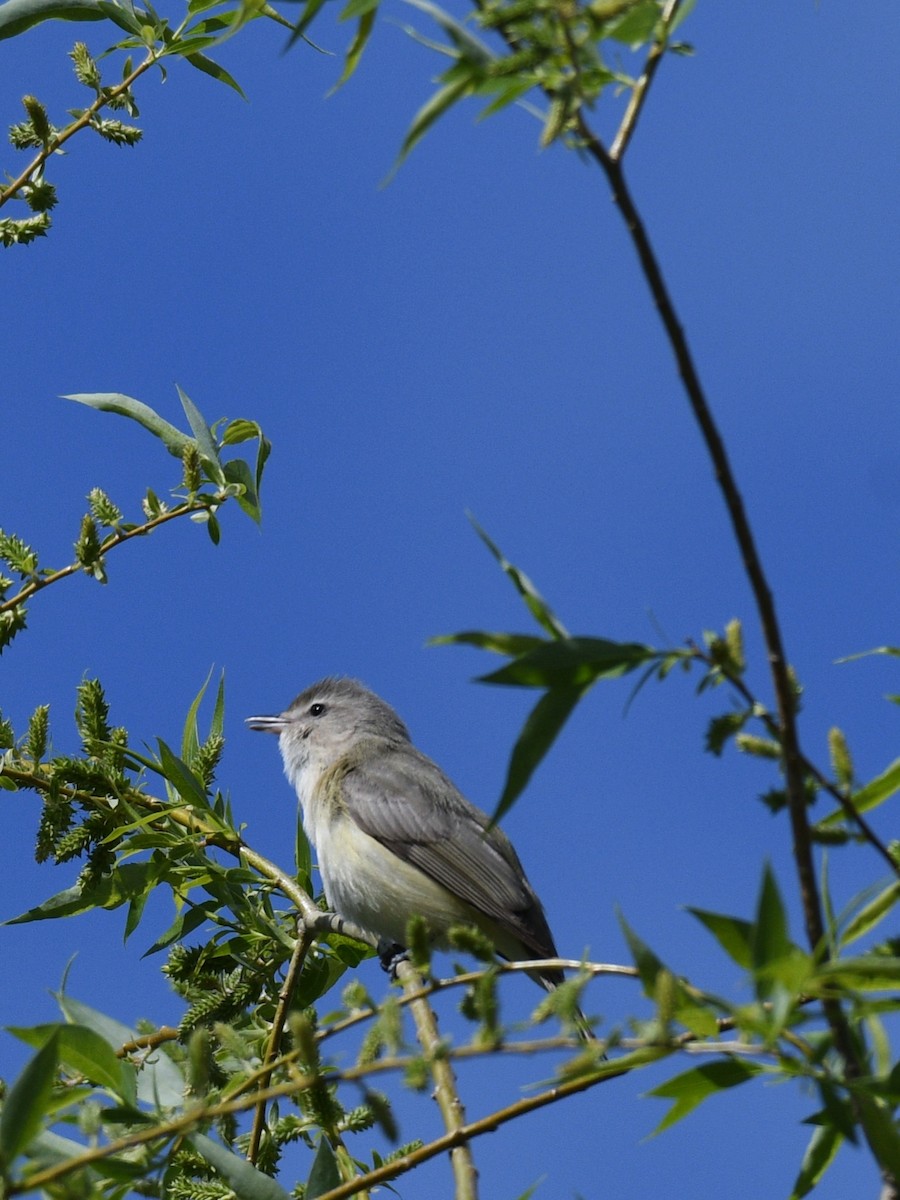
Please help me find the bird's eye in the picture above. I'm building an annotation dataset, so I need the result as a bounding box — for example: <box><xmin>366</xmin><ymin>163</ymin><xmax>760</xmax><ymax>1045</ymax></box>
<box><xmin>309</xmin><ymin>702</ymin><xmax>326</xmax><ymax>717</ymax></box>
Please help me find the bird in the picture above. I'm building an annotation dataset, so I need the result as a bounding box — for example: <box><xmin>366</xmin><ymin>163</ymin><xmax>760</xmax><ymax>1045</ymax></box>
<box><xmin>247</xmin><ymin>676</ymin><xmax>591</xmax><ymax>1033</ymax></box>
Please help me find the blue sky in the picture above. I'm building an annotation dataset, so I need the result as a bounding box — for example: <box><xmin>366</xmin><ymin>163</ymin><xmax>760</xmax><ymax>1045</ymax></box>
<box><xmin>2</xmin><ymin>1</ymin><xmax>898</xmax><ymax>1196</ymax></box>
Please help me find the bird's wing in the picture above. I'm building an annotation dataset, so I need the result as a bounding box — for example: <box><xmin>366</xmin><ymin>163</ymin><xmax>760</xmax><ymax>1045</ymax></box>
<box><xmin>340</xmin><ymin>741</ymin><xmax>558</xmax><ymax>960</ymax></box>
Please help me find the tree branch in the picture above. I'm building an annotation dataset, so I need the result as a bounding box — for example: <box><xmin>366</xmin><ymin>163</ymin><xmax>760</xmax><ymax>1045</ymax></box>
<box><xmin>609</xmin><ymin>0</ymin><xmax>683</xmax><ymax>160</ymax></box>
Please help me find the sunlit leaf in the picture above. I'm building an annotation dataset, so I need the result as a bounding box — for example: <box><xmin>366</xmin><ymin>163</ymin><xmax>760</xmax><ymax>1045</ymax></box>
<box><xmin>479</xmin><ymin>636</ymin><xmax>657</xmax><ymax>688</ymax></box>
<box><xmin>63</xmin><ymin>393</ymin><xmax>193</xmax><ymax>458</ymax></box>
<box><xmin>647</xmin><ymin>1059</ymin><xmax>761</xmax><ymax>1135</ymax></box>
<box><xmin>687</xmin><ymin>907</ymin><xmax>754</xmax><ymax>969</ymax></box>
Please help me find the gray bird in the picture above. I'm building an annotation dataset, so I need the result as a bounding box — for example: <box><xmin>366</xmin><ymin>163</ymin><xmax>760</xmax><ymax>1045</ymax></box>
<box><xmin>246</xmin><ymin>677</ymin><xmax>577</xmax><ymax>1002</ymax></box>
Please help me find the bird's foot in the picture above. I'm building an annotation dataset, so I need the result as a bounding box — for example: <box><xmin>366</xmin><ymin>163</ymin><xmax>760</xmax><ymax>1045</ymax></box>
<box><xmin>377</xmin><ymin>939</ymin><xmax>409</xmax><ymax>980</ymax></box>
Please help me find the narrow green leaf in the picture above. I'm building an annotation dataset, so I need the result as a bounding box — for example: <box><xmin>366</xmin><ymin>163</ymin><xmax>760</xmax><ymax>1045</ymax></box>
<box><xmin>428</xmin><ymin>630</ymin><xmax>545</xmax><ymax>656</ymax></box>
<box><xmin>157</xmin><ymin>738</ymin><xmax>209</xmax><ymax>808</ymax></box>
<box><xmin>210</xmin><ymin>671</ymin><xmax>225</xmax><ymax>741</ymax></box>
<box><xmin>493</xmin><ymin>684</ymin><xmax>590</xmax><ymax>823</ymax></box>
<box><xmin>0</xmin><ymin>1032</ymin><xmax>59</xmax><ymax>1166</ymax></box>
<box><xmin>819</xmin><ymin>756</ymin><xmax>900</xmax><ymax>827</ymax></box>
<box><xmin>330</xmin><ymin>7</ymin><xmax>376</xmax><ymax>90</ymax></box>
<box><xmin>63</xmin><ymin>393</ymin><xmax>192</xmax><ymax>457</ymax></box>
<box><xmin>752</xmin><ymin>865</ymin><xmax>790</xmax><ymax>975</ymax></box>
<box><xmin>394</xmin><ymin>75</ymin><xmax>474</xmax><ymax>170</ymax></box>
<box><xmin>285</xmin><ymin>0</ymin><xmax>327</xmax><ymax>47</ymax></box>
<box><xmin>618</xmin><ymin>912</ymin><xmax>665</xmax><ymax>995</ymax></box>
<box><xmin>176</xmin><ymin>386</ymin><xmax>221</xmax><ymax>471</ymax></box>
<box><xmin>647</xmin><ymin>1059</ymin><xmax>761</xmax><ymax>1136</ymax></box>
<box><xmin>183</xmin><ymin>50</ymin><xmax>247</xmax><ymax>97</ymax></box>
<box><xmin>816</xmin><ymin>956</ymin><xmax>900</xmax><ymax>990</ymax></box>
<box><xmin>143</xmin><ymin>900</ymin><xmax>219</xmax><ymax>955</ymax></box>
<box><xmin>306</xmin><ymin>1137</ymin><xmax>341</xmax><ymax>1198</ymax></box>
<box><xmin>190</xmin><ymin>1132</ymin><xmax>292</xmax><ymax>1199</ymax></box>
<box><xmin>0</xmin><ymin>0</ymin><xmax>107</xmax><ymax>40</ymax></box>
<box><xmin>468</xmin><ymin>515</ymin><xmax>568</xmax><ymax>638</ymax></box>
<box><xmin>403</xmin><ymin>0</ymin><xmax>492</xmax><ymax>62</ymax></box>
<box><xmin>479</xmin><ymin>636</ymin><xmax>657</xmax><ymax>688</ymax></box>
<box><xmin>841</xmin><ymin>880</ymin><xmax>900</xmax><ymax>949</ymax></box>
<box><xmin>790</xmin><ymin>1122</ymin><xmax>843</xmax><ymax>1199</ymax></box>
<box><xmin>181</xmin><ymin>666</ymin><xmax>215</xmax><ymax>765</ymax></box>
<box><xmin>687</xmin><ymin>908</ymin><xmax>754</xmax><ymax>969</ymax></box>
<box><xmin>339</xmin><ymin>0</ymin><xmax>377</xmax><ymax>20</ymax></box>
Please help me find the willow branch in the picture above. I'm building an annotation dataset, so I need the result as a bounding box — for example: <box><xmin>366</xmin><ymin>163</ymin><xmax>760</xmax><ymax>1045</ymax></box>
<box><xmin>0</xmin><ymin>499</ymin><xmax>214</xmax><ymax>616</ymax></box>
<box><xmin>0</xmin><ymin>52</ymin><xmax>160</xmax><ymax>211</ymax></box>
<box><xmin>395</xmin><ymin>958</ymin><xmax>480</xmax><ymax>1200</ymax></box>
<box><xmin>691</xmin><ymin>645</ymin><xmax>899</xmax><ymax>876</ymax></box>
<box><xmin>247</xmin><ymin>922</ymin><xmax>314</xmax><ymax>1165</ymax></box>
<box><xmin>609</xmin><ymin>0</ymin><xmax>683</xmax><ymax>160</ymax></box>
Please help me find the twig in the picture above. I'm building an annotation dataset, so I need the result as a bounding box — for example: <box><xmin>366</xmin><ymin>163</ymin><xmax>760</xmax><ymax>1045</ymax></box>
<box><xmin>609</xmin><ymin>0</ymin><xmax>683</xmax><ymax>160</ymax></box>
<box><xmin>0</xmin><ymin>52</ymin><xmax>160</xmax><ymax>211</ymax></box>
<box><xmin>691</xmin><ymin>644</ymin><xmax>899</xmax><ymax>877</ymax></box>
<box><xmin>395</xmin><ymin>958</ymin><xmax>480</xmax><ymax>1200</ymax></box>
<box><xmin>1</xmin><ymin>500</ymin><xmax>211</xmax><ymax>615</ymax></box>
<box><xmin>247</xmin><ymin>922</ymin><xmax>314</xmax><ymax>1165</ymax></box>
<box><xmin>312</xmin><ymin>1053</ymin><xmax>629</xmax><ymax>1200</ymax></box>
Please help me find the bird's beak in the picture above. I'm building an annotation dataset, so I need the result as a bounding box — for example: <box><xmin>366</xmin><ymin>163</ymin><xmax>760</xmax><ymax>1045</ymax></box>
<box><xmin>245</xmin><ymin>714</ymin><xmax>287</xmax><ymax>734</ymax></box>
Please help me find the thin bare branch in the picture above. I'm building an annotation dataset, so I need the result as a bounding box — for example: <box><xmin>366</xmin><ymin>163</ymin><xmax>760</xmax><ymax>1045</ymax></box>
<box><xmin>610</xmin><ymin>0</ymin><xmax>683</xmax><ymax>160</ymax></box>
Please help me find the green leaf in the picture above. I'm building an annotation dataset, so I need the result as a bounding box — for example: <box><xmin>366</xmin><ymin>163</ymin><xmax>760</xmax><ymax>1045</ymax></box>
<box><xmin>176</xmin><ymin>385</ymin><xmax>221</xmax><ymax>473</ymax></box>
<box><xmin>190</xmin><ymin>1132</ymin><xmax>292</xmax><ymax>1199</ymax></box>
<box><xmin>0</xmin><ymin>1032</ymin><xmax>59</xmax><ymax>1166</ymax></box>
<box><xmin>687</xmin><ymin>907</ymin><xmax>754</xmax><ymax>969</ymax></box>
<box><xmin>816</xmin><ymin>956</ymin><xmax>900</xmax><ymax>991</ymax></box>
<box><xmin>63</xmin><ymin>393</ymin><xmax>193</xmax><ymax>458</ymax></box>
<box><xmin>429</xmin><ymin>630</ymin><xmax>546</xmax><ymax>656</ymax></box>
<box><xmin>56</xmin><ymin>996</ymin><xmax>185</xmax><ymax>1108</ymax></box>
<box><xmin>339</xmin><ymin>0</ymin><xmax>377</xmax><ymax>17</ymax></box>
<box><xmin>182</xmin><ymin>666</ymin><xmax>216</xmax><ymax>765</ymax></box>
<box><xmin>818</xmin><ymin>756</ymin><xmax>900</xmax><ymax>827</ymax></box>
<box><xmin>752</xmin><ymin>865</ymin><xmax>791</xmax><ymax>974</ymax></box>
<box><xmin>468</xmin><ymin>516</ymin><xmax>567</xmax><ymax>638</ymax></box>
<box><xmin>789</xmin><ymin>1122</ymin><xmax>842</xmax><ymax>1199</ymax></box>
<box><xmin>143</xmin><ymin>900</ymin><xmax>220</xmax><ymax>955</ymax></box>
<box><xmin>221</xmin><ymin>417</ymin><xmax>271</xmax><ymax>497</ymax></box>
<box><xmin>647</xmin><ymin>1059</ymin><xmax>761</xmax><ymax>1135</ymax></box>
<box><xmin>330</xmin><ymin>7</ymin><xmax>376</xmax><ymax>90</ymax></box>
<box><xmin>183</xmin><ymin>50</ymin><xmax>247</xmax><ymax>97</ymax></box>
<box><xmin>2</xmin><ymin>865</ymin><xmax>161</xmax><ymax>924</ymax></box>
<box><xmin>394</xmin><ymin>75</ymin><xmax>474</xmax><ymax>171</ymax></box>
<box><xmin>157</xmin><ymin>738</ymin><xmax>209</xmax><ymax>808</ymax></box>
<box><xmin>479</xmin><ymin>636</ymin><xmax>657</xmax><ymax>688</ymax></box>
<box><xmin>9</xmin><ymin>1024</ymin><xmax>135</xmax><ymax>1105</ymax></box>
<box><xmin>223</xmin><ymin>458</ymin><xmax>260</xmax><ymax>521</ymax></box>
<box><xmin>306</xmin><ymin>1137</ymin><xmax>341</xmax><ymax>1198</ymax></box>
<box><xmin>285</xmin><ymin>0</ymin><xmax>327</xmax><ymax>47</ymax></box>
<box><xmin>841</xmin><ymin>880</ymin><xmax>900</xmax><ymax>949</ymax></box>
<box><xmin>618</xmin><ymin>912</ymin><xmax>665</xmax><ymax>995</ymax></box>
<box><xmin>704</xmin><ymin>709</ymin><xmax>750</xmax><ymax>756</ymax></box>
<box><xmin>0</xmin><ymin>0</ymin><xmax>108</xmax><ymax>40</ymax></box>
<box><xmin>403</xmin><ymin>0</ymin><xmax>492</xmax><ymax>62</ymax></box>
<box><xmin>493</xmin><ymin>684</ymin><xmax>590</xmax><ymax>823</ymax></box>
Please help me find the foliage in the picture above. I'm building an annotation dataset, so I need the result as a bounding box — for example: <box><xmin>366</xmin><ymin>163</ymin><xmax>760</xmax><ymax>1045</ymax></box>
<box><xmin>1</xmin><ymin>2</ymin><xmax>899</xmax><ymax>1199</ymax></box>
